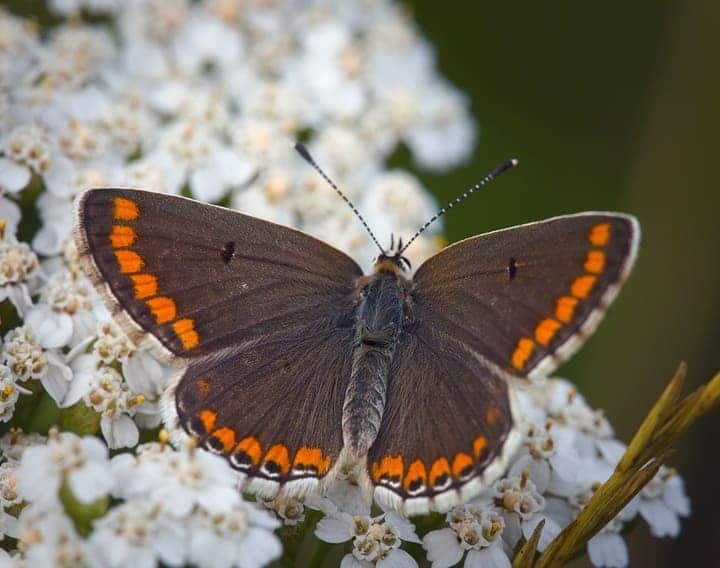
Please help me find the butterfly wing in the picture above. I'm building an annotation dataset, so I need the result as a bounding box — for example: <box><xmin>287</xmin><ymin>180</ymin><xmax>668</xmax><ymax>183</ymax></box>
<box><xmin>170</xmin><ymin>325</ymin><xmax>355</xmax><ymax>497</ymax></box>
<box><xmin>368</xmin><ymin>213</ymin><xmax>639</xmax><ymax>514</ymax></box>
<box><xmin>411</xmin><ymin>213</ymin><xmax>639</xmax><ymax>379</ymax></box>
<box><xmin>368</xmin><ymin>326</ymin><xmax>521</xmax><ymax>516</ymax></box>
<box><xmin>75</xmin><ymin>188</ymin><xmax>362</xmax><ymax>360</ymax></box>
<box><xmin>75</xmin><ymin>188</ymin><xmax>363</xmax><ymax>493</ymax></box>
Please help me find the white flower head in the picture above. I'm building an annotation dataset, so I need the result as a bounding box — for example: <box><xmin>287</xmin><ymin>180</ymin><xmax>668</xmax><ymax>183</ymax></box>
<box><xmin>2</xmin><ymin>324</ymin><xmax>73</xmax><ymax>404</ymax></box>
<box><xmin>26</xmin><ymin>267</ymin><xmax>99</xmax><ymax>349</ymax></box>
<box><xmin>316</xmin><ymin>510</ymin><xmax>420</xmax><ymax>567</ymax></box>
<box><xmin>16</xmin><ymin>429</ymin><xmax>112</xmax><ymax>507</ymax></box>
<box><xmin>17</xmin><ymin>504</ymin><xmax>88</xmax><ymax>567</ymax></box>
<box><xmin>424</xmin><ymin>504</ymin><xmax>510</xmax><ymax>568</ymax></box>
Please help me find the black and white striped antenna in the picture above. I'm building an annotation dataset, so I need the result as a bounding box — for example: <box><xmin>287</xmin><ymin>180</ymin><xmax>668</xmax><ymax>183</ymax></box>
<box><xmin>399</xmin><ymin>158</ymin><xmax>519</xmax><ymax>254</ymax></box>
<box><xmin>294</xmin><ymin>142</ymin><xmax>385</xmax><ymax>254</ymax></box>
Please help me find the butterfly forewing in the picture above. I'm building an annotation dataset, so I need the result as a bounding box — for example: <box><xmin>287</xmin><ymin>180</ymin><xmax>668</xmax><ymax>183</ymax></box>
<box><xmin>411</xmin><ymin>213</ymin><xmax>639</xmax><ymax>379</ymax></box>
<box><xmin>76</xmin><ymin>188</ymin><xmax>362</xmax><ymax>359</ymax></box>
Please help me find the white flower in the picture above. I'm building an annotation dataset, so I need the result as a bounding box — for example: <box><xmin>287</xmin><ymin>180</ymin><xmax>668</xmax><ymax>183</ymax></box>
<box><xmin>261</xmin><ymin>495</ymin><xmax>306</xmax><ymax>526</ymax></box>
<box><xmin>16</xmin><ymin>429</ymin><xmax>113</xmax><ymax>506</ymax></box>
<box><xmin>587</xmin><ymin>517</ymin><xmax>629</xmax><ymax>568</ymax></box>
<box><xmin>424</xmin><ymin>507</ymin><xmax>510</xmax><ymax>568</ymax></box>
<box><xmin>87</xmin><ymin>499</ymin><xmax>186</xmax><ymax>568</ymax></box>
<box><xmin>0</xmin><ymin>364</ymin><xmax>28</xmax><ymax>423</ymax></box>
<box><xmin>26</xmin><ymin>268</ymin><xmax>99</xmax><ymax>348</ymax></box>
<box><xmin>2</xmin><ymin>324</ymin><xmax>73</xmax><ymax>404</ymax></box>
<box><xmin>631</xmin><ymin>466</ymin><xmax>690</xmax><ymax>538</ymax></box>
<box><xmin>16</xmin><ymin>504</ymin><xmax>88</xmax><ymax>567</ymax></box>
<box><xmin>185</xmin><ymin>502</ymin><xmax>282</xmax><ymax>568</ymax></box>
<box><xmin>316</xmin><ymin>510</ymin><xmax>420</xmax><ymax>567</ymax></box>
<box><xmin>0</xmin><ymin>230</ymin><xmax>40</xmax><ymax>316</ymax></box>
<box><xmin>0</xmin><ymin>430</ymin><xmax>47</xmax><ymax>464</ymax></box>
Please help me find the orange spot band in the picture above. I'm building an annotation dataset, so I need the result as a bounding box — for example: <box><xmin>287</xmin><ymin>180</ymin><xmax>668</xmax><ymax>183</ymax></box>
<box><xmin>236</xmin><ymin>436</ymin><xmax>262</xmax><ymax>466</ymax></box>
<box><xmin>589</xmin><ymin>223</ymin><xmax>611</xmax><ymax>246</ymax></box>
<box><xmin>584</xmin><ymin>250</ymin><xmax>605</xmax><ymax>274</ymax></box>
<box><xmin>429</xmin><ymin>457</ymin><xmax>451</xmax><ymax>489</ymax></box>
<box><xmin>294</xmin><ymin>446</ymin><xmax>331</xmax><ymax>475</ymax></box>
<box><xmin>131</xmin><ymin>273</ymin><xmax>157</xmax><ymax>299</ymax></box>
<box><xmin>452</xmin><ymin>452</ymin><xmax>474</xmax><ymax>479</ymax></box>
<box><xmin>199</xmin><ymin>409</ymin><xmax>216</xmax><ymax>432</ymax></box>
<box><xmin>555</xmin><ymin>296</ymin><xmax>579</xmax><ymax>323</ymax></box>
<box><xmin>403</xmin><ymin>459</ymin><xmax>427</xmax><ymax>492</ymax></box>
<box><xmin>571</xmin><ymin>275</ymin><xmax>596</xmax><ymax>299</ymax></box>
<box><xmin>212</xmin><ymin>427</ymin><xmax>236</xmax><ymax>452</ymax></box>
<box><xmin>113</xmin><ymin>197</ymin><xmax>139</xmax><ymax>221</ymax></box>
<box><xmin>264</xmin><ymin>444</ymin><xmax>291</xmax><ymax>476</ymax></box>
<box><xmin>114</xmin><ymin>250</ymin><xmax>143</xmax><ymax>274</ymax></box>
<box><xmin>535</xmin><ymin>318</ymin><xmax>562</xmax><ymax>346</ymax></box>
<box><xmin>173</xmin><ymin>318</ymin><xmax>199</xmax><ymax>350</ymax></box>
<box><xmin>146</xmin><ymin>296</ymin><xmax>176</xmax><ymax>324</ymax></box>
<box><xmin>109</xmin><ymin>225</ymin><xmax>136</xmax><ymax>248</ymax></box>
<box><xmin>512</xmin><ymin>337</ymin><xmax>535</xmax><ymax>370</ymax></box>
<box><xmin>372</xmin><ymin>455</ymin><xmax>404</xmax><ymax>483</ymax></box>
<box><xmin>473</xmin><ymin>436</ymin><xmax>487</xmax><ymax>458</ymax></box>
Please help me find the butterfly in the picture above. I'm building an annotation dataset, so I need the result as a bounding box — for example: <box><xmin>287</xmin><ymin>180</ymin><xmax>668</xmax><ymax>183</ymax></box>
<box><xmin>73</xmin><ymin>146</ymin><xmax>639</xmax><ymax>516</ymax></box>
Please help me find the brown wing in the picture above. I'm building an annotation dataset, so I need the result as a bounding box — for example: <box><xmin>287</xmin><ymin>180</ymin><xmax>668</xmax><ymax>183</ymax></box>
<box><xmin>412</xmin><ymin>213</ymin><xmax>639</xmax><ymax>379</ymax></box>
<box><xmin>75</xmin><ymin>188</ymin><xmax>363</xmax><ymax>361</ymax></box>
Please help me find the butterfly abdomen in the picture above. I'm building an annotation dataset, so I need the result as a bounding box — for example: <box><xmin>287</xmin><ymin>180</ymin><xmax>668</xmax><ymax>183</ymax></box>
<box><xmin>342</xmin><ymin>272</ymin><xmax>407</xmax><ymax>457</ymax></box>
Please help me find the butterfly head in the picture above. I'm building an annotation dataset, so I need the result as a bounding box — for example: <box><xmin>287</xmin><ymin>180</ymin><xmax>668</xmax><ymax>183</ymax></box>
<box><xmin>374</xmin><ymin>234</ymin><xmax>412</xmax><ymax>273</ymax></box>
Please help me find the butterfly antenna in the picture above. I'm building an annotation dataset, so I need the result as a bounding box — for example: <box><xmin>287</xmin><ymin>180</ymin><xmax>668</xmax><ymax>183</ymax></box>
<box><xmin>400</xmin><ymin>158</ymin><xmax>519</xmax><ymax>254</ymax></box>
<box><xmin>294</xmin><ymin>142</ymin><xmax>384</xmax><ymax>254</ymax></box>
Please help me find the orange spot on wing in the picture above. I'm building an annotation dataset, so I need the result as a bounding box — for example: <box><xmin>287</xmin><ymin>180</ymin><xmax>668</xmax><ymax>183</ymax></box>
<box><xmin>212</xmin><ymin>427</ymin><xmax>236</xmax><ymax>452</ymax></box>
<box><xmin>114</xmin><ymin>250</ymin><xmax>143</xmax><ymax>274</ymax></box>
<box><xmin>473</xmin><ymin>436</ymin><xmax>487</xmax><ymax>458</ymax></box>
<box><xmin>584</xmin><ymin>250</ymin><xmax>605</xmax><ymax>274</ymax></box>
<box><xmin>293</xmin><ymin>446</ymin><xmax>331</xmax><ymax>475</ymax></box>
<box><xmin>236</xmin><ymin>436</ymin><xmax>262</xmax><ymax>466</ymax></box>
<box><xmin>195</xmin><ymin>379</ymin><xmax>210</xmax><ymax>397</ymax></box>
<box><xmin>109</xmin><ymin>225</ymin><xmax>136</xmax><ymax>248</ymax></box>
<box><xmin>131</xmin><ymin>273</ymin><xmax>157</xmax><ymax>299</ymax></box>
<box><xmin>452</xmin><ymin>452</ymin><xmax>474</xmax><ymax>479</ymax></box>
<box><xmin>429</xmin><ymin>457</ymin><xmax>451</xmax><ymax>489</ymax></box>
<box><xmin>486</xmin><ymin>405</ymin><xmax>502</xmax><ymax>425</ymax></box>
<box><xmin>146</xmin><ymin>296</ymin><xmax>176</xmax><ymax>324</ymax></box>
<box><xmin>571</xmin><ymin>275</ymin><xmax>596</xmax><ymax>299</ymax></box>
<box><xmin>173</xmin><ymin>318</ymin><xmax>199</xmax><ymax>350</ymax></box>
<box><xmin>199</xmin><ymin>409</ymin><xmax>216</xmax><ymax>432</ymax></box>
<box><xmin>113</xmin><ymin>197</ymin><xmax>139</xmax><ymax>221</ymax></box>
<box><xmin>372</xmin><ymin>455</ymin><xmax>404</xmax><ymax>483</ymax></box>
<box><xmin>534</xmin><ymin>318</ymin><xmax>562</xmax><ymax>346</ymax></box>
<box><xmin>555</xmin><ymin>296</ymin><xmax>579</xmax><ymax>323</ymax></box>
<box><xmin>589</xmin><ymin>223</ymin><xmax>611</xmax><ymax>246</ymax></box>
<box><xmin>511</xmin><ymin>337</ymin><xmax>535</xmax><ymax>370</ymax></box>
<box><xmin>264</xmin><ymin>444</ymin><xmax>291</xmax><ymax>476</ymax></box>
<box><xmin>403</xmin><ymin>459</ymin><xmax>427</xmax><ymax>493</ymax></box>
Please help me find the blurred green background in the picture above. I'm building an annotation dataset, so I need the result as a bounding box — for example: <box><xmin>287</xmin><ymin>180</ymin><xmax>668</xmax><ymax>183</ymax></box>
<box><xmin>409</xmin><ymin>0</ymin><xmax>719</xmax><ymax>565</ymax></box>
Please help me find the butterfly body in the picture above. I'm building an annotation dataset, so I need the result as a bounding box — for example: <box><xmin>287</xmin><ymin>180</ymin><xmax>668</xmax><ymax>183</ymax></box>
<box><xmin>74</xmin><ymin>187</ymin><xmax>639</xmax><ymax>516</ymax></box>
<box><xmin>344</xmin><ymin>260</ymin><xmax>410</xmax><ymax>458</ymax></box>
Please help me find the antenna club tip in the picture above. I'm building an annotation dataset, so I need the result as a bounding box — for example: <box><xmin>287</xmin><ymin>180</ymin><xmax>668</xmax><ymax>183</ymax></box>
<box><xmin>510</xmin><ymin>158</ymin><xmax>519</xmax><ymax>167</ymax></box>
<box><xmin>294</xmin><ymin>142</ymin><xmax>313</xmax><ymax>163</ymax></box>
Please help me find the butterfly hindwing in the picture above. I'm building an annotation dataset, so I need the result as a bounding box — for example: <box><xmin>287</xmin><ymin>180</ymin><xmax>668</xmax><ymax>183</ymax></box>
<box><xmin>411</xmin><ymin>213</ymin><xmax>639</xmax><ymax>379</ymax></box>
<box><xmin>171</xmin><ymin>326</ymin><xmax>355</xmax><ymax>496</ymax></box>
<box><xmin>75</xmin><ymin>188</ymin><xmax>363</xmax><ymax>360</ymax></box>
<box><xmin>368</xmin><ymin>325</ymin><xmax>521</xmax><ymax>516</ymax></box>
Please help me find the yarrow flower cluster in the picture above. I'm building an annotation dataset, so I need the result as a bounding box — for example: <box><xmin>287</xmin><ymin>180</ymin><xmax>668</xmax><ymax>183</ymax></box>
<box><xmin>0</xmin><ymin>1</ymin><xmax>692</xmax><ymax>567</ymax></box>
